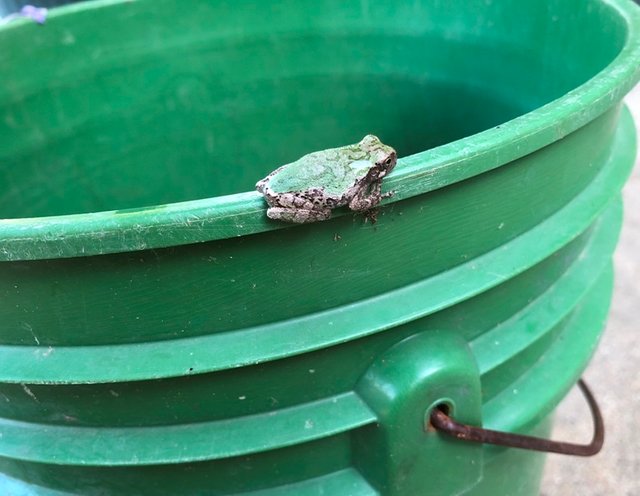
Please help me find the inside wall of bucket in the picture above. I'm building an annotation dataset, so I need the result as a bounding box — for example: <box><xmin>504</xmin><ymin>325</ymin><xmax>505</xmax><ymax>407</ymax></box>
<box><xmin>0</xmin><ymin>0</ymin><xmax>627</xmax><ymax>218</ymax></box>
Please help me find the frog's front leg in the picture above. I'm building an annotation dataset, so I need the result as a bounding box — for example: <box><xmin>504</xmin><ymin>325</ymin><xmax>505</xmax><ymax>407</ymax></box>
<box><xmin>348</xmin><ymin>181</ymin><xmax>394</xmax><ymax>212</ymax></box>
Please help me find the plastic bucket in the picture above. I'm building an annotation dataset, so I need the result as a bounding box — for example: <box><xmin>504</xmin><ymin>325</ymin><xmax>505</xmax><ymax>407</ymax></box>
<box><xmin>1</xmin><ymin>0</ymin><xmax>639</xmax><ymax>494</ymax></box>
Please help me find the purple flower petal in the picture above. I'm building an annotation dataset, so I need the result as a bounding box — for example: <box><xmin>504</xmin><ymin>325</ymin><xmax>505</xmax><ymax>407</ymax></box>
<box><xmin>20</xmin><ymin>5</ymin><xmax>48</xmax><ymax>24</ymax></box>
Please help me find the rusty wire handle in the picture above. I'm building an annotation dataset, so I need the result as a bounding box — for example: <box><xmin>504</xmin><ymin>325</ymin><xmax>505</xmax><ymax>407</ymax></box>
<box><xmin>430</xmin><ymin>379</ymin><xmax>604</xmax><ymax>456</ymax></box>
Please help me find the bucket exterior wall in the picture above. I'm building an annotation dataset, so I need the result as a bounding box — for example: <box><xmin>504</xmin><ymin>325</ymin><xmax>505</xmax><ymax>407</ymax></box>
<box><xmin>0</xmin><ymin>0</ymin><xmax>639</xmax><ymax>494</ymax></box>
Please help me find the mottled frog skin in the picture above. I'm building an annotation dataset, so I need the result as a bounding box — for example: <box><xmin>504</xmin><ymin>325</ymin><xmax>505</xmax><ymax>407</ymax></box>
<box><xmin>255</xmin><ymin>135</ymin><xmax>397</xmax><ymax>223</ymax></box>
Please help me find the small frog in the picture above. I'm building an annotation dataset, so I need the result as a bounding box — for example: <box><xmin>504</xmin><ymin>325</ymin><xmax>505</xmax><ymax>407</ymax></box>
<box><xmin>255</xmin><ymin>135</ymin><xmax>397</xmax><ymax>223</ymax></box>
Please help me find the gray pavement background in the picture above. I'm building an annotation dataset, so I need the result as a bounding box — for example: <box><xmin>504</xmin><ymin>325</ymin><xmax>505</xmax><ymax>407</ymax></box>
<box><xmin>541</xmin><ymin>86</ymin><xmax>640</xmax><ymax>494</ymax></box>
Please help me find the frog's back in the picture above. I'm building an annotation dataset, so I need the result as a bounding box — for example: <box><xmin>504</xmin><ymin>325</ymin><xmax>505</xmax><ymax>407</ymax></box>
<box><xmin>266</xmin><ymin>145</ymin><xmax>371</xmax><ymax>197</ymax></box>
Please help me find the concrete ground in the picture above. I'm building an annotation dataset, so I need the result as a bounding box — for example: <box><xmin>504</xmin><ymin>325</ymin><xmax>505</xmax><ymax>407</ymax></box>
<box><xmin>540</xmin><ymin>86</ymin><xmax>640</xmax><ymax>494</ymax></box>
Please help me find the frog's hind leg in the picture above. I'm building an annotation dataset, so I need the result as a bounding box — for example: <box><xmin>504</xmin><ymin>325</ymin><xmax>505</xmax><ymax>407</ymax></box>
<box><xmin>266</xmin><ymin>207</ymin><xmax>331</xmax><ymax>223</ymax></box>
<box><xmin>267</xmin><ymin>191</ymin><xmax>332</xmax><ymax>223</ymax></box>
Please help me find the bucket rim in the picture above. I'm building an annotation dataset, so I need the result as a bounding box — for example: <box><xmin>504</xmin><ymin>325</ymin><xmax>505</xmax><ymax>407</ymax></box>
<box><xmin>1</xmin><ymin>0</ymin><xmax>639</xmax><ymax>261</ymax></box>
<box><xmin>0</xmin><ymin>105</ymin><xmax>633</xmax><ymax>384</ymax></box>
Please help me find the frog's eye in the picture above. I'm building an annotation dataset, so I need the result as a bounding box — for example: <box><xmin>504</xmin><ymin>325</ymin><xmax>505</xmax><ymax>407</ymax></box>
<box><xmin>385</xmin><ymin>157</ymin><xmax>392</xmax><ymax>166</ymax></box>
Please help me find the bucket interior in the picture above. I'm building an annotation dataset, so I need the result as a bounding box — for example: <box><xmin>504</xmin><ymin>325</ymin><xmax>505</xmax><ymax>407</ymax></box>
<box><xmin>0</xmin><ymin>0</ymin><xmax>626</xmax><ymax>218</ymax></box>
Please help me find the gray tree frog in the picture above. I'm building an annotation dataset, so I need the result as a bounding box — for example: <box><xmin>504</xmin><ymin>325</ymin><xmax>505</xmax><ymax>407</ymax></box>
<box><xmin>255</xmin><ymin>135</ymin><xmax>397</xmax><ymax>223</ymax></box>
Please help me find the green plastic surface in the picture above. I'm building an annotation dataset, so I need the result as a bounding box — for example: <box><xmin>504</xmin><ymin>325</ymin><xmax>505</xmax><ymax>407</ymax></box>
<box><xmin>0</xmin><ymin>0</ymin><xmax>639</xmax><ymax>494</ymax></box>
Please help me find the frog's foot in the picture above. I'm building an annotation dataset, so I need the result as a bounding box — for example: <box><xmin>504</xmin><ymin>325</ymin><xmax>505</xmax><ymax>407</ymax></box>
<box><xmin>267</xmin><ymin>207</ymin><xmax>332</xmax><ymax>224</ymax></box>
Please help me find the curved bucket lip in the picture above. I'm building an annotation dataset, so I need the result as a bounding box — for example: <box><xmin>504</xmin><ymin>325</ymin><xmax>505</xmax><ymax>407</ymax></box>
<box><xmin>0</xmin><ymin>0</ymin><xmax>639</xmax><ymax>261</ymax></box>
<box><xmin>0</xmin><ymin>105</ymin><xmax>635</xmax><ymax>384</ymax></box>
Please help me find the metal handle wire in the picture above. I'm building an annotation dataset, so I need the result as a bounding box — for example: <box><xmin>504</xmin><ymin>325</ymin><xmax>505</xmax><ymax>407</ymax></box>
<box><xmin>430</xmin><ymin>379</ymin><xmax>604</xmax><ymax>456</ymax></box>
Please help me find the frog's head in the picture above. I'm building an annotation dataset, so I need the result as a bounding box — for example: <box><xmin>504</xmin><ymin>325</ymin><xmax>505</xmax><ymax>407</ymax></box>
<box><xmin>359</xmin><ymin>135</ymin><xmax>397</xmax><ymax>179</ymax></box>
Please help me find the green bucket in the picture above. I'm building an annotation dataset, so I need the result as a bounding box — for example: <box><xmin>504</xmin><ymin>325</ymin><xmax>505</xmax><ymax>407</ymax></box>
<box><xmin>1</xmin><ymin>0</ymin><xmax>639</xmax><ymax>494</ymax></box>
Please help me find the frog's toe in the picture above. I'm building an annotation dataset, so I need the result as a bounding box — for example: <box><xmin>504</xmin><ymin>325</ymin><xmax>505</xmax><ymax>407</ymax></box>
<box><xmin>381</xmin><ymin>190</ymin><xmax>395</xmax><ymax>199</ymax></box>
